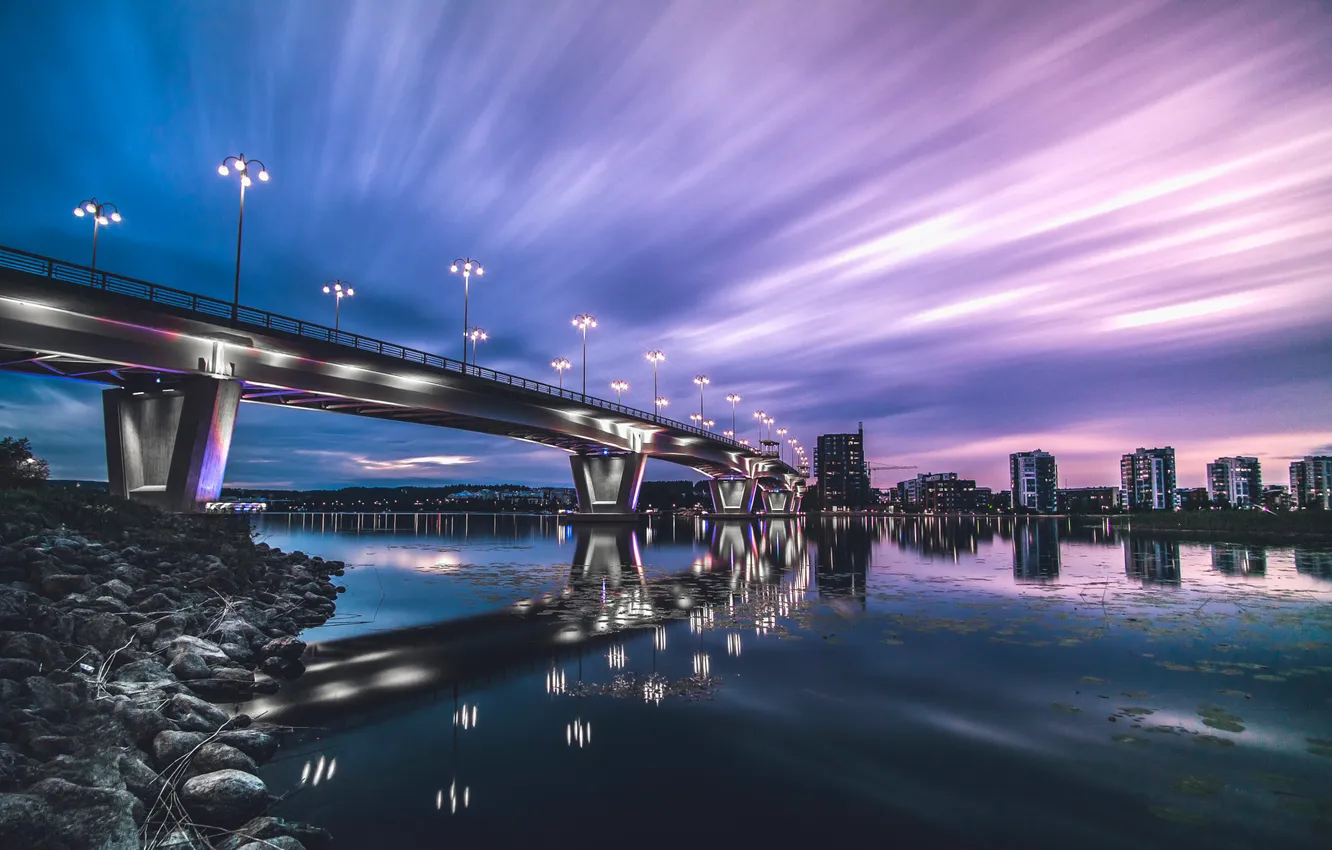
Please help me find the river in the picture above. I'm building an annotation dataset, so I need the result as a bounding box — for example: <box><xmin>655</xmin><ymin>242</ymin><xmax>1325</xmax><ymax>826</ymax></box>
<box><xmin>245</xmin><ymin>513</ymin><xmax>1332</xmax><ymax>848</ymax></box>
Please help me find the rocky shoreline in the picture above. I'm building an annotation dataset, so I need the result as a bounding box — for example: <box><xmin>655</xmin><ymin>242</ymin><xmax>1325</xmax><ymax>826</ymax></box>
<box><xmin>0</xmin><ymin>490</ymin><xmax>342</xmax><ymax>849</ymax></box>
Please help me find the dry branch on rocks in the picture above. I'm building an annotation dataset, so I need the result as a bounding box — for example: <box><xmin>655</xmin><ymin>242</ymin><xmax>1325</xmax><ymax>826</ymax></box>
<box><xmin>0</xmin><ymin>489</ymin><xmax>344</xmax><ymax>849</ymax></box>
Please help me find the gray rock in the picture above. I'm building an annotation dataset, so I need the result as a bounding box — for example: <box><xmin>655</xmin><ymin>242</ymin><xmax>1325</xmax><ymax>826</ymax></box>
<box><xmin>39</xmin><ymin>573</ymin><xmax>96</xmax><ymax>597</ymax></box>
<box><xmin>0</xmin><ymin>658</ymin><xmax>40</xmax><ymax>680</ymax></box>
<box><xmin>220</xmin><ymin>641</ymin><xmax>256</xmax><ymax>664</ymax></box>
<box><xmin>27</xmin><ymin>777</ymin><xmax>141</xmax><ymax>846</ymax></box>
<box><xmin>168</xmin><ymin>651</ymin><xmax>211</xmax><ymax>681</ymax></box>
<box><xmin>0</xmin><ymin>631</ymin><xmax>68</xmax><ymax>670</ymax></box>
<box><xmin>220</xmin><ymin>816</ymin><xmax>332</xmax><ymax>850</ymax></box>
<box><xmin>28</xmin><ymin>736</ymin><xmax>78</xmax><ymax>759</ymax></box>
<box><xmin>152</xmin><ymin>730</ymin><xmax>209</xmax><ymax>769</ymax></box>
<box><xmin>210</xmin><ymin>666</ymin><xmax>255</xmax><ymax>683</ymax></box>
<box><xmin>74</xmin><ymin>611</ymin><xmax>131</xmax><ymax>653</ymax></box>
<box><xmin>117</xmin><ymin>751</ymin><xmax>166</xmax><ymax>805</ymax></box>
<box><xmin>180</xmin><ymin>769</ymin><xmax>269</xmax><ymax>826</ymax></box>
<box><xmin>113</xmin><ymin>703</ymin><xmax>178</xmax><ymax>749</ymax></box>
<box><xmin>193</xmin><ymin>742</ymin><xmax>258</xmax><ymax>774</ymax></box>
<box><xmin>99</xmin><ymin>578</ymin><xmax>134</xmax><ymax>600</ymax></box>
<box><xmin>185</xmin><ymin>677</ymin><xmax>256</xmax><ymax>702</ymax></box>
<box><xmin>259</xmin><ymin>636</ymin><xmax>307</xmax><ymax>661</ymax></box>
<box><xmin>170</xmin><ymin>635</ymin><xmax>230</xmax><ymax>665</ymax></box>
<box><xmin>111</xmin><ymin>658</ymin><xmax>173</xmax><ymax>689</ymax></box>
<box><xmin>91</xmin><ymin>595</ymin><xmax>131</xmax><ymax>615</ymax></box>
<box><xmin>239</xmin><ymin>837</ymin><xmax>306</xmax><ymax>850</ymax></box>
<box><xmin>215</xmin><ymin>729</ymin><xmax>279</xmax><ymax>764</ymax></box>
<box><xmin>23</xmin><ymin>676</ymin><xmax>79</xmax><ymax>718</ymax></box>
<box><xmin>164</xmin><ymin>692</ymin><xmax>231</xmax><ymax>733</ymax></box>
<box><xmin>0</xmin><ymin>793</ymin><xmax>54</xmax><ymax>848</ymax></box>
<box><xmin>36</xmin><ymin>752</ymin><xmax>125</xmax><ymax>791</ymax></box>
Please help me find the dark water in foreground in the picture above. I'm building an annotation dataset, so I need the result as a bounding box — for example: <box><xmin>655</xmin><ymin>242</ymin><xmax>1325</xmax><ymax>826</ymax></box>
<box><xmin>247</xmin><ymin>514</ymin><xmax>1332</xmax><ymax>849</ymax></box>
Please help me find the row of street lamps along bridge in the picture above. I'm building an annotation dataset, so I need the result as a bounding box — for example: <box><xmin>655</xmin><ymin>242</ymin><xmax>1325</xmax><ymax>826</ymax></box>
<box><xmin>69</xmin><ymin>155</ymin><xmax>810</xmax><ymax>470</ymax></box>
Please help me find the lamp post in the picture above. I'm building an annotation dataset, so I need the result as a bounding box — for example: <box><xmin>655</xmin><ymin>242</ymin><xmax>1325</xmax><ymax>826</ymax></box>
<box><xmin>752</xmin><ymin>410</ymin><xmax>766</xmax><ymax>447</ymax></box>
<box><xmin>450</xmin><ymin>258</ymin><xmax>484</xmax><ymax>364</ymax></box>
<box><xmin>703</xmin><ymin>419</ymin><xmax>715</xmax><ymax>432</ymax></box>
<box><xmin>723</xmin><ymin>429</ymin><xmax>734</xmax><ymax>439</ymax></box>
<box><xmin>654</xmin><ymin>397</ymin><xmax>669</xmax><ymax>416</ymax></box>
<box><xmin>645</xmin><ymin>350</ymin><xmax>665</xmax><ymax>401</ymax></box>
<box><xmin>610</xmin><ymin>380</ymin><xmax>629</xmax><ymax>404</ymax></box>
<box><xmin>690</xmin><ymin>413</ymin><xmax>703</xmax><ymax>428</ymax></box>
<box><xmin>218</xmin><ymin>154</ymin><xmax>270</xmax><ymax>323</ymax></box>
<box><xmin>693</xmin><ymin>375</ymin><xmax>709</xmax><ymax>420</ymax></box>
<box><xmin>72</xmin><ymin>199</ymin><xmax>121</xmax><ymax>274</ymax></box>
<box><xmin>787</xmin><ymin>437</ymin><xmax>797</xmax><ymax>465</ymax></box>
<box><xmin>572</xmin><ymin>314</ymin><xmax>596</xmax><ymax>395</ymax></box>
<box><xmin>322</xmin><ymin>280</ymin><xmax>354</xmax><ymax>332</ymax></box>
<box><xmin>776</xmin><ymin>428</ymin><xmax>788</xmax><ymax>462</ymax></box>
<box><xmin>467</xmin><ymin>327</ymin><xmax>488</xmax><ymax>366</ymax></box>
<box><xmin>763</xmin><ymin>416</ymin><xmax>775</xmax><ymax>445</ymax></box>
<box><xmin>551</xmin><ymin>358</ymin><xmax>572</xmax><ymax>389</ymax></box>
<box><xmin>725</xmin><ymin>393</ymin><xmax>741</xmax><ymax>438</ymax></box>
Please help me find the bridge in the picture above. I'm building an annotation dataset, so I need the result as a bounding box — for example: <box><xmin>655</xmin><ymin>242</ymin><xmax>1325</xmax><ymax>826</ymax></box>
<box><xmin>0</xmin><ymin>245</ymin><xmax>804</xmax><ymax>516</ymax></box>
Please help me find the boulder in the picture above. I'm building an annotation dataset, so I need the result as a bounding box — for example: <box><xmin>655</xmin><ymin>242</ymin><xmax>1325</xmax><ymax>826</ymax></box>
<box><xmin>0</xmin><ymin>631</ymin><xmax>68</xmax><ymax>671</ymax></box>
<box><xmin>239</xmin><ymin>838</ymin><xmax>306</xmax><ymax>850</ymax></box>
<box><xmin>193</xmin><ymin>742</ymin><xmax>258</xmax><ymax>774</ymax></box>
<box><xmin>35</xmin><ymin>752</ymin><xmax>125</xmax><ymax>791</ymax></box>
<box><xmin>27</xmin><ymin>777</ymin><xmax>141</xmax><ymax>847</ymax></box>
<box><xmin>185</xmin><ymin>678</ymin><xmax>257</xmax><ymax>702</ymax></box>
<box><xmin>180</xmin><ymin>769</ymin><xmax>269</xmax><ymax>826</ymax></box>
<box><xmin>164</xmin><ymin>692</ymin><xmax>231</xmax><ymax>733</ymax></box>
<box><xmin>73</xmin><ymin>611</ymin><xmax>131</xmax><ymax>653</ymax></box>
<box><xmin>112</xmin><ymin>658</ymin><xmax>173</xmax><ymax>684</ymax></box>
<box><xmin>0</xmin><ymin>793</ymin><xmax>54</xmax><ymax>849</ymax></box>
<box><xmin>117</xmin><ymin>751</ymin><xmax>166</xmax><ymax>805</ymax></box>
<box><xmin>220</xmin><ymin>641</ymin><xmax>256</xmax><ymax>665</ymax></box>
<box><xmin>220</xmin><ymin>816</ymin><xmax>332</xmax><ymax>850</ymax></box>
<box><xmin>98</xmin><ymin>578</ymin><xmax>134</xmax><ymax>600</ymax></box>
<box><xmin>170</xmin><ymin>635</ymin><xmax>230</xmax><ymax>665</ymax></box>
<box><xmin>152</xmin><ymin>730</ymin><xmax>209</xmax><ymax>770</ymax></box>
<box><xmin>0</xmin><ymin>659</ymin><xmax>40</xmax><ymax>680</ymax></box>
<box><xmin>259</xmin><ymin>636</ymin><xmax>306</xmax><ymax>662</ymax></box>
<box><xmin>113</xmin><ymin>704</ymin><xmax>177</xmax><ymax>748</ymax></box>
<box><xmin>215</xmin><ymin>729</ymin><xmax>279</xmax><ymax>764</ymax></box>
<box><xmin>39</xmin><ymin>573</ymin><xmax>95</xmax><ymax>597</ymax></box>
<box><xmin>168</xmin><ymin>651</ymin><xmax>211</xmax><ymax>681</ymax></box>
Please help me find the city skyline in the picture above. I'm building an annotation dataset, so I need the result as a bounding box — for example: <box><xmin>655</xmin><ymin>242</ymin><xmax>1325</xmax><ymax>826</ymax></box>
<box><xmin>2</xmin><ymin>1</ymin><xmax>1331</xmax><ymax>490</ymax></box>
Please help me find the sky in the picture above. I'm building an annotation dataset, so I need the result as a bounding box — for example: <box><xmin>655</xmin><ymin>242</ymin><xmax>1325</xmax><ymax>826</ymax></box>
<box><xmin>1</xmin><ymin>0</ymin><xmax>1331</xmax><ymax>491</ymax></box>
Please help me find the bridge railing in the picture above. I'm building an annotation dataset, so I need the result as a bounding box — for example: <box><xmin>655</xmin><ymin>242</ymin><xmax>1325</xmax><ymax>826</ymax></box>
<box><xmin>0</xmin><ymin>244</ymin><xmax>792</xmax><ymax>467</ymax></box>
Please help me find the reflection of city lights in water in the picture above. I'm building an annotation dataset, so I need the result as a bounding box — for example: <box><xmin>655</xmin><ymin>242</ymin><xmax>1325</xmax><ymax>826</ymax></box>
<box><xmin>327</xmin><ymin>758</ymin><xmax>337</xmax><ymax>780</ymax></box>
<box><xmin>643</xmin><ymin>679</ymin><xmax>664</xmax><ymax>705</ymax></box>
<box><xmin>438</xmin><ymin>780</ymin><xmax>470</xmax><ymax>813</ymax></box>
<box><xmin>546</xmin><ymin>667</ymin><xmax>566</xmax><ymax>694</ymax></box>
<box><xmin>693</xmin><ymin>652</ymin><xmax>710</xmax><ymax>677</ymax></box>
<box><xmin>567</xmin><ymin>718</ymin><xmax>592</xmax><ymax>748</ymax></box>
<box><xmin>453</xmin><ymin>703</ymin><xmax>478</xmax><ymax>729</ymax></box>
<box><xmin>300</xmin><ymin>762</ymin><xmax>311</xmax><ymax>784</ymax></box>
<box><xmin>607</xmin><ymin>644</ymin><xmax>626</xmax><ymax>669</ymax></box>
<box><xmin>690</xmin><ymin>604</ymin><xmax>714</xmax><ymax>634</ymax></box>
<box><xmin>313</xmin><ymin>756</ymin><xmax>326</xmax><ymax>786</ymax></box>
<box><xmin>653</xmin><ymin>625</ymin><xmax>666</xmax><ymax>651</ymax></box>
<box><xmin>727</xmin><ymin>633</ymin><xmax>742</xmax><ymax>657</ymax></box>
<box><xmin>300</xmin><ymin>754</ymin><xmax>337</xmax><ymax>787</ymax></box>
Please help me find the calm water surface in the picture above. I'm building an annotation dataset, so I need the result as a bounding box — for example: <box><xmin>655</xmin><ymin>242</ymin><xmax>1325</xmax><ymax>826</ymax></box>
<box><xmin>247</xmin><ymin>514</ymin><xmax>1332</xmax><ymax>849</ymax></box>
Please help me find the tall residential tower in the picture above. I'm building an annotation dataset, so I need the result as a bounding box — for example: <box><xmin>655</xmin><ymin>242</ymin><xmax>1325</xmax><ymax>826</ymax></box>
<box><xmin>1010</xmin><ymin>450</ymin><xmax>1058</xmax><ymax>513</ymax></box>
<box><xmin>1120</xmin><ymin>447</ymin><xmax>1178</xmax><ymax>511</ymax></box>
<box><xmin>814</xmin><ymin>423</ymin><xmax>870</xmax><ymax>510</ymax></box>
<box><xmin>1206</xmin><ymin>456</ymin><xmax>1261</xmax><ymax>508</ymax></box>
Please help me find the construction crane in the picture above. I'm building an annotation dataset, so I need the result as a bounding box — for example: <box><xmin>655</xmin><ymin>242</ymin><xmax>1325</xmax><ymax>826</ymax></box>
<box><xmin>866</xmin><ymin>462</ymin><xmax>917</xmax><ymax>486</ymax></box>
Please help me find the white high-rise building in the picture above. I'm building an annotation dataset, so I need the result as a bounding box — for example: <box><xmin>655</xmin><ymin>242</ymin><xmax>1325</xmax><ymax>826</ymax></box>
<box><xmin>1206</xmin><ymin>456</ymin><xmax>1261</xmax><ymax>508</ymax></box>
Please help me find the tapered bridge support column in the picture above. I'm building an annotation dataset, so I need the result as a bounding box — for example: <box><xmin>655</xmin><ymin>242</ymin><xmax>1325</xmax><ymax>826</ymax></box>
<box><xmin>568</xmin><ymin>452</ymin><xmax>647</xmax><ymax>520</ymax></box>
<box><xmin>103</xmin><ymin>376</ymin><xmax>242</xmax><ymax>513</ymax></box>
<box><xmin>708</xmin><ymin>476</ymin><xmax>758</xmax><ymax>516</ymax></box>
<box><xmin>759</xmin><ymin>486</ymin><xmax>800</xmax><ymax>514</ymax></box>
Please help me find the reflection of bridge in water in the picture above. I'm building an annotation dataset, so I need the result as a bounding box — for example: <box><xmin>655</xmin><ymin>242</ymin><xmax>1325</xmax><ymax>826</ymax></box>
<box><xmin>249</xmin><ymin>519</ymin><xmax>879</xmax><ymax>731</ymax></box>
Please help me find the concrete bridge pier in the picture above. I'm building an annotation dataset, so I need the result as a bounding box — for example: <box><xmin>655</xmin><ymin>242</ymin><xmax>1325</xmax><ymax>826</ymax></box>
<box><xmin>760</xmin><ymin>485</ymin><xmax>803</xmax><ymax>515</ymax></box>
<box><xmin>707</xmin><ymin>476</ymin><xmax>758</xmax><ymax>516</ymax></box>
<box><xmin>571</xmin><ymin>525</ymin><xmax>643</xmax><ymax>587</ymax></box>
<box><xmin>568</xmin><ymin>452</ymin><xmax>647</xmax><ymax>520</ymax></box>
<box><xmin>103</xmin><ymin>376</ymin><xmax>242</xmax><ymax>513</ymax></box>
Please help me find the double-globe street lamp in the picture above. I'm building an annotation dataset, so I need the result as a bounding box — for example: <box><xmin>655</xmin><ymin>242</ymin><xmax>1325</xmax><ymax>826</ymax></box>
<box><xmin>72</xmin><ymin>199</ymin><xmax>121</xmax><ymax>274</ymax></box>
<box><xmin>218</xmin><ymin>154</ymin><xmax>270</xmax><ymax>323</ymax></box>
<box><xmin>322</xmin><ymin>280</ymin><xmax>354</xmax><ymax>332</ymax></box>
<box><xmin>551</xmin><ymin>358</ymin><xmax>572</xmax><ymax>389</ymax></box>
<box><xmin>645</xmin><ymin>350</ymin><xmax>665</xmax><ymax>403</ymax></box>
<box><xmin>467</xmin><ymin>327</ymin><xmax>488</xmax><ymax>366</ymax></box>
<box><xmin>610</xmin><ymin>380</ymin><xmax>629</xmax><ymax>404</ymax></box>
<box><xmin>752</xmin><ymin>410</ymin><xmax>766</xmax><ymax>447</ymax></box>
<box><xmin>450</xmin><ymin>258</ymin><xmax>485</xmax><ymax>364</ymax></box>
<box><xmin>693</xmin><ymin>375</ymin><xmax>709</xmax><ymax>420</ymax></box>
<box><xmin>776</xmin><ymin>427</ymin><xmax>788</xmax><ymax>461</ymax></box>
<box><xmin>725</xmin><ymin>393</ymin><xmax>741</xmax><ymax>439</ymax></box>
<box><xmin>654</xmin><ymin>397</ymin><xmax>669</xmax><ymax>416</ymax></box>
<box><xmin>572</xmin><ymin>314</ymin><xmax>596</xmax><ymax>394</ymax></box>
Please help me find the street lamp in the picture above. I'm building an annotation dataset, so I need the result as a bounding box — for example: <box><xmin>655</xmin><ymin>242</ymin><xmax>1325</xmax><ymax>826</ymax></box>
<box><xmin>763</xmin><ymin>416</ymin><xmax>775</xmax><ymax>445</ymax></box>
<box><xmin>725</xmin><ymin>393</ymin><xmax>741</xmax><ymax>437</ymax></box>
<box><xmin>610</xmin><ymin>380</ymin><xmax>629</xmax><ymax>404</ymax></box>
<box><xmin>449</xmin><ymin>258</ymin><xmax>484</xmax><ymax>364</ymax></box>
<box><xmin>787</xmin><ymin>437</ymin><xmax>797</xmax><ymax>465</ymax></box>
<box><xmin>645</xmin><ymin>350</ymin><xmax>665</xmax><ymax>401</ymax></box>
<box><xmin>690</xmin><ymin>413</ymin><xmax>703</xmax><ymax>428</ymax></box>
<box><xmin>551</xmin><ymin>358</ymin><xmax>572</xmax><ymax>389</ymax></box>
<box><xmin>572</xmin><ymin>314</ymin><xmax>596</xmax><ymax>394</ymax></box>
<box><xmin>693</xmin><ymin>375</ymin><xmax>709</xmax><ymax>420</ymax></box>
<box><xmin>654</xmin><ymin>397</ymin><xmax>669</xmax><ymax>416</ymax></box>
<box><xmin>218</xmin><ymin>153</ymin><xmax>270</xmax><ymax>323</ymax></box>
<box><xmin>72</xmin><ymin>199</ymin><xmax>121</xmax><ymax>274</ymax></box>
<box><xmin>723</xmin><ymin>429</ymin><xmax>734</xmax><ymax>438</ymax></box>
<box><xmin>467</xmin><ymin>327</ymin><xmax>488</xmax><ymax>366</ymax></box>
<box><xmin>776</xmin><ymin>428</ymin><xmax>788</xmax><ymax>461</ymax></box>
<box><xmin>703</xmin><ymin>419</ymin><xmax>715</xmax><ymax>431</ymax></box>
<box><xmin>752</xmin><ymin>410</ymin><xmax>766</xmax><ymax>446</ymax></box>
<box><xmin>322</xmin><ymin>280</ymin><xmax>354</xmax><ymax>332</ymax></box>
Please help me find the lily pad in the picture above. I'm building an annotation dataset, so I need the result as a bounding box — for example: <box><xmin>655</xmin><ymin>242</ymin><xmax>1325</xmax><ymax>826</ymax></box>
<box><xmin>1081</xmin><ymin>676</ymin><xmax>1107</xmax><ymax>684</ymax></box>
<box><xmin>1112</xmin><ymin>734</ymin><xmax>1148</xmax><ymax>745</ymax></box>
<box><xmin>1215</xmin><ymin>689</ymin><xmax>1250</xmax><ymax>699</ymax></box>
<box><xmin>1149</xmin><ymin>806</ymin><xmax>1208</xmax><ymax>825</ymax></box>
<box><xmin>1121</xmin><ymin>691</ymin><xmax>1151</xmax><ymax>698</ymax></box>
<box><xmin>1308</xmin><ymin>738</ymin><xmax>1332</xmax><ymax>758</ymax></box>
<box><xmin>1051</xmin><ymin>702</ymin><xmax>1082</xmax><ymax>713</ymax></box>
<box><xmin>1194</xmin><ymin>735</ymin><xmax>1236</xmax><ymax>748</ymax></box>
<box><xmin>1119</xmin><ymin>707</ymin><xmax>1154</xmax><ymax>717</ymax></box>
<box><xmin>1198</xmin><ymin>705</ymin><xmax>1245</xmax><ymax>733</ymax></box>
<box><xmin>1174</xmin><ymin>774</ymin><xmax>1224</xmax><ymax>796</ymax></box>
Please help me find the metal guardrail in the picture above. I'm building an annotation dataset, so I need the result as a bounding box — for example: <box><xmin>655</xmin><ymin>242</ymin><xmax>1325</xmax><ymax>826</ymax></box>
<box><xmin>0</xmin><ymin>244</ymin><xmax>790</xmax><ymax>463</ymax></box>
